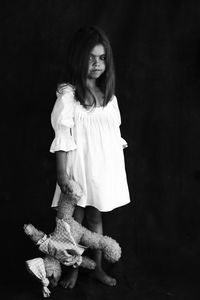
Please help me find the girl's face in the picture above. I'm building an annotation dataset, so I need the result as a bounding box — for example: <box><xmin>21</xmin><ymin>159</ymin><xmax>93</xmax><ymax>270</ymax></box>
<box><xmin>87</xmin><ymin>44</ymin><xmax>106</xmax><ymax>80</ymax></box>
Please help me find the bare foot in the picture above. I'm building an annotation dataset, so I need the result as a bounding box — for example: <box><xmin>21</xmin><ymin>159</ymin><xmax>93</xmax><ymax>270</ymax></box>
<box><xmin>92</xmin><ymin>267</ymin><xmax>117</xmax><ymax>286</ymax></box>
<box><xmin>60</xmin><ymin>268</ymin><xmax>79</xmax><ymax>289</ymax></box>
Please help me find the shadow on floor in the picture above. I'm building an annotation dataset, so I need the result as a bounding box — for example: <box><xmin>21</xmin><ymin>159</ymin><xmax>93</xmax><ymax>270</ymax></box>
<box><xmin>4</xmin><ymin>254</ymin><xmax>200</xmax><ymax>300</ymax></box>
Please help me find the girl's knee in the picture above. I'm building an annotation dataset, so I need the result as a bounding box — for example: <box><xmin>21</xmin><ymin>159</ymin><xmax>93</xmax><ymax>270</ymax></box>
<box><xmin>86</xmin><ymin>206</ymin><xmax>102</xmax><ymax>226</ymax></box>
<box><xmin>73</xmin><ymin>206</ymin><xmax>85</xmax><ymax>223</ymax></box>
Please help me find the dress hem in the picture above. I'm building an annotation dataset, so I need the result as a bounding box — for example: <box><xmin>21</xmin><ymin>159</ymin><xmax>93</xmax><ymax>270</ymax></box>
<box><xmin>51</xmin><ymin>201</ymin><xmax>131</xmax><ymax>213</ymax></box>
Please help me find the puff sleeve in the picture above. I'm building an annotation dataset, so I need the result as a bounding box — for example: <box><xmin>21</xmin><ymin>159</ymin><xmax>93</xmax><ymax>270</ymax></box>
<box><xmin>50</xmin><ymin>85</ymin><xmax>77</xmax><ymax>153</ymax></box>
<box><xmin>112</xmin><ymin>96</ymin><xmax>128</xmax><ymax>149</ymax></box>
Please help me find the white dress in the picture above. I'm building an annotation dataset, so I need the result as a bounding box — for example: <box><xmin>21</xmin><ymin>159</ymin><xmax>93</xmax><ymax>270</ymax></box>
<box><xmin>50</xmin><ymin>84</ymin><xmax>130</xmax><ymax>212</ymax></box>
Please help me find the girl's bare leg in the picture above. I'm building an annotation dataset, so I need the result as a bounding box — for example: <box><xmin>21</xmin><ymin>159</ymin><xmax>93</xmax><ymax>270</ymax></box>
<box><xmin>86</xmin><ymin>206</ymin><xmax>117</xmax><ymax>286</ymax></box>
<box><xmin>60</xmin><ymin>206</ymin><xmax>84</xmax><ymax>289</ymax></box>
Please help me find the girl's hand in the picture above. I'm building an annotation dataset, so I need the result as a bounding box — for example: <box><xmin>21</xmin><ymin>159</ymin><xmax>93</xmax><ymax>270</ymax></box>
<box><xmin>57</xmin><ymin>172</ymin><xmax>73</xmax><ymax>194</ymax></box>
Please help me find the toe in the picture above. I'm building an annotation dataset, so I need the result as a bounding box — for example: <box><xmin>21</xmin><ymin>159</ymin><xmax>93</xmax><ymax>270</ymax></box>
<box><xmin>60</xmin><ymin>280</ymin><xmax>69</xmax><ymax>289</ymax></box>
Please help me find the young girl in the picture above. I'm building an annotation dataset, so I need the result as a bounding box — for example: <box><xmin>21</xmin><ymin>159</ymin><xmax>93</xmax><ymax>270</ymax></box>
<box><xmin>50</xmin><ymin>26</ymin><xmax>130</xmax><ymax>288</ymax></box>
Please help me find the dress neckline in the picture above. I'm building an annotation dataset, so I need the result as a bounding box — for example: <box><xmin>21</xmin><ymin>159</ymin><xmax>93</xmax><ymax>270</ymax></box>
<box><xmin>85</xmin><ymin>105</ymin><xmax>104</xmax><ymax>112</ymax></box>
<box><xmin>77</xmin><ymin>101</ymin><xmax>104</xmax><ymax>112</ymax></box>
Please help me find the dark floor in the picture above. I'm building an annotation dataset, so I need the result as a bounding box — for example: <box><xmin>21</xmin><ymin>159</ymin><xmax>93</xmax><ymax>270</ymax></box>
<box><xmin>2</xmin><ymin>204</ymin><xmax>200</xmax><ymax>300</ymax></box>
<box><xmin>3</xmin><ymin>254</ymin><xmax>200</xmax><ymax>300</ymax></box>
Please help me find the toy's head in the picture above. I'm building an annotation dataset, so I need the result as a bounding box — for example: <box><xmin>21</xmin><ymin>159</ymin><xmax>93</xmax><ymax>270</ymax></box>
<box><xmin>24</xmin><ymin>224</ymin><xmax>46</xmax><ymax>244</ymax></box>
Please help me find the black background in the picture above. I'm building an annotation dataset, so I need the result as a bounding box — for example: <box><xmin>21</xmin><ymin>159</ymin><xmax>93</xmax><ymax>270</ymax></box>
<box><xmin>2</xmin><ymin>0</ymin><xmax>200</xmax><ymax>299</ymax></box>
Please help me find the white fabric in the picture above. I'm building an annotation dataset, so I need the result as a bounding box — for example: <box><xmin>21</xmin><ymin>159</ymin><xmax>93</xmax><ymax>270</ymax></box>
<box><xmin>50</xmin><ymin>84</ymin><xmax>130</xmax><ymax>212</ymax></box>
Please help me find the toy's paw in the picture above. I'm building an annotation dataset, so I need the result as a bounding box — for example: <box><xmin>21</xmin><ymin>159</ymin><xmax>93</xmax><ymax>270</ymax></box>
<box><xmin>24</xmin><ymin>224</ymin><xmax>46</xmax><ymax>243</ymax></box>
<box><xmin>81</xmin><ymin>256</ymin><xmax>96</xmax><ymax>269</ymax></box>
<box><xmin>24</xmin><ymin>224</ymin><xmax>36</xmax><ymax>235</ymax></box>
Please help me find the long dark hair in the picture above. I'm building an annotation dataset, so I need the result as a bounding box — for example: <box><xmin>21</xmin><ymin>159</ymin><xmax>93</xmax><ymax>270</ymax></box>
<box><xmin>58</xmin><ymin>26</ymin><xmax>115</xmax><ymax>107</ymax></box>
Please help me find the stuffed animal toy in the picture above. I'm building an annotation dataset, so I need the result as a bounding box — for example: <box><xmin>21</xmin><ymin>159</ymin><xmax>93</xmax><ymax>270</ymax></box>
<box><xmin>24</xmin><ymin>179</ymin><xmax>121</xmax><ymax>297</ymax></box>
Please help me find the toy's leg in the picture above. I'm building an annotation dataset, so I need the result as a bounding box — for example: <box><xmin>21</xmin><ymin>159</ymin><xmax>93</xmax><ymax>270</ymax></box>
<box><xmin>60</xmin><ymin>206</ymin><xmax>85</xmax><ymax>289</ymax></box>
<box><xmin>85</xmin><ymin>206</ymin><xmax>117</xmax><ymax>286</ymax></box>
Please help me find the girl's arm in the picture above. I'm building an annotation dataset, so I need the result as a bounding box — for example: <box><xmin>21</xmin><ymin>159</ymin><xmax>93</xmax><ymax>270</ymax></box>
<box><xmin>56</xmin><ymin>151</ymin><xmax>73</xmax><ymax>193</ymax></box>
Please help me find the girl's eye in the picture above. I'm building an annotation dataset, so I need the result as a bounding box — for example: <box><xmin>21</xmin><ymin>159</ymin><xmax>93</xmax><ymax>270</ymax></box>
<box><xmin>89</xmin><ymin>55</ymin><xmax>106</xmax><ymax>62</ymax></box>
<box><xmin>89</xmin><ymin>55</ymin><xmax>94</xmax><ymax>62</ymax></box>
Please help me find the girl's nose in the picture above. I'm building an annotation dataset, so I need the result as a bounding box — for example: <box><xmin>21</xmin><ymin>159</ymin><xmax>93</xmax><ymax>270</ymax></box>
<box><xmin>93</xmin><ymin>57</ymin><xmax>100</xmax><ymax>66</ymax></box>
